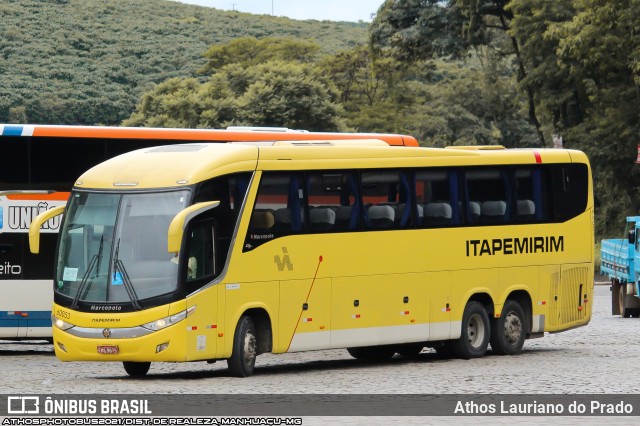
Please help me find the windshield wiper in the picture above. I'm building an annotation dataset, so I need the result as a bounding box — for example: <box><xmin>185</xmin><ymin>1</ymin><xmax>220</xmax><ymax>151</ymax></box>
<box><xmin>71</xmin><ymin>235</ymin><xmax>103</xmax><ymax>309</ymax></box>
<box><xmin>112</xmin><ymin>238</ymin><xmax>142</xmax><ymax>310</ymax></box>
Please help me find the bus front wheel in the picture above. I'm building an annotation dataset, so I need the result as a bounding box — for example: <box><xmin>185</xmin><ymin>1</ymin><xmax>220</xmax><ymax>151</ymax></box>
<box><xmin>490</xmin><ymin>300</ymin><xmax>525</xmax><ymax>355</ymax></box>
<box><xmin>452</xmin><ymin>301</ymin><xmax>490</xmax><ymax>359</ymax></box>
<box><xmin>227</xmin><ymin>316</ymin><xmax>257</xmax><ymax>377</ymax></box>
<box><xmin>123</xmin><ymin>361</ymin><xmax>151</xmax><ymax>377</ymax></box>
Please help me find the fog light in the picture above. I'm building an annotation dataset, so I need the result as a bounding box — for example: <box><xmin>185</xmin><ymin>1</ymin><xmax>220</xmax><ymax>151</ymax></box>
<box><xmin>57</xmin><ymin>342</ymin><xmax>67</xmax><ymax>353</ymax></box>
<box><xmin>156</xmin><ymin>342</ymin><xmax>170</xmax><ymax>353</ymax></box>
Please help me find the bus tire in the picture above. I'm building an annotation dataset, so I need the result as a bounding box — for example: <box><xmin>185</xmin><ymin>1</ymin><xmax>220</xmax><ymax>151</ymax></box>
<box><xmin>123</xmin><ymin>361</ymin><xmax>150</xmax><ymax>377</ymax></box>
<box><xmin>227</xmin><ymin>316</ymin><xmax>257</xmax><ymax>377</ymax></box>
<box><xmin>347</xmin><ymin>345</ymin><xmax>396</xmax><ymax>361</ymax></box>
<box><xmin>490</xmin><ymin>300</ymin><xmax>525</xmax><ymax>355</ymax></box>
<box><xmin>434</xmin><ymin>342</ymin><xmax>454</xmax><ymax>359</ymax></box>
<box><xmin>452</xmin><ymin>301</ymin><xmax>490</xmax><ymax>359</ymax></box>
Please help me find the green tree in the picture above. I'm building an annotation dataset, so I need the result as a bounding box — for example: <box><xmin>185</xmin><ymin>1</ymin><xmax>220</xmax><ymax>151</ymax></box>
<box><xmin>123</xmin><ymin>78</ymin><xmax>204</xmax><ymax>128</ymax></box>
<box><xmin>200</xmin><ymin>37</ymin><xmax>321</xmax><ymax>74</ymax></box>
<box><xmin>124</xmin><ymin>39</ymin><xmax>347</xmax><ymax>131</ymax></box>
<box><xmin>548</xmin><ymin>0</ymin><xmax>640</xmax><ymax>236</ymax></box>
<box><xmin>370</xmin><ymin>0</ymin><xmax>546</xmax><ymax>145</ymax></box>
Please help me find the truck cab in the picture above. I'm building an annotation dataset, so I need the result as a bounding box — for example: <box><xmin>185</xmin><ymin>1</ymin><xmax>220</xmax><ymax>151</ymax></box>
<box><xmin>600</xmin><ymin>216</ymin><xmax>640</xmax><ymax>317</ymax></box>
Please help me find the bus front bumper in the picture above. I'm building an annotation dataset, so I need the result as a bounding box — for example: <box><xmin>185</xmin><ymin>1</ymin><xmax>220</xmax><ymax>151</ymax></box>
<box><xmin>52</xmin><ymin>325</ymin><xmax>186</xmax><ymax>362</ymax></box>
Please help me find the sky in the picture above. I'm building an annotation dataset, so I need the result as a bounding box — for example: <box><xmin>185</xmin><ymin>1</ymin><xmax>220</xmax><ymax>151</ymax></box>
<box><xmin>173</xmin><ymin>0</ymin><xmax>386</xmax><ymax>22</ymax></box>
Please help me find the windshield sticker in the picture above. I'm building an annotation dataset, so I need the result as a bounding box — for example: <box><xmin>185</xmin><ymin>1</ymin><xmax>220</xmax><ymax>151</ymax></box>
<box><xmin>112</xmin><ymin>271</ymin><xmax>123</xmax><ymax>285</ymax></box>
<box><xmin>63</xmin><ymin>267</ymin><xmax>78</xmax><ymax>281</ymax></box>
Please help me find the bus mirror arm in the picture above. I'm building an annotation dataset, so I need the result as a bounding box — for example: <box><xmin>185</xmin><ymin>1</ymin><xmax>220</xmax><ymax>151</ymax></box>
<box><xmin>29</xmin><ymin>205</ymin><xmax>65</xmax><ymax>254</ymax></box>
<box><xmin>167</xmin><ymin>201</ymin><xmax>220</xmax><ymax>253</ymax></box>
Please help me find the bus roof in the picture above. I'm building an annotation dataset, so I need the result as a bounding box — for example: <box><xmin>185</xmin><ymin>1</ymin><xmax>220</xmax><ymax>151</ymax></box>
<box><xmin>0</xmin><ymin>124</ymin><xmax>419</xmax><ymax>147</ymax></box>
<box><xmin>74</xmin><ymin>143</ymin><xmax>588</xmax><ymax>190</ymax></box>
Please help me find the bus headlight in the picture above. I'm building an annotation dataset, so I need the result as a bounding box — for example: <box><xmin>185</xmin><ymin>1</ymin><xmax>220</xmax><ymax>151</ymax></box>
<box><xmin>141</xmin><ymin>306</ymin><xmax>196</xmax><ymax>331</ymax></box>
<box><xmin>53</xmin><ymin>317</ymin><xmax>75</xmax><ymax>331</ymax></box>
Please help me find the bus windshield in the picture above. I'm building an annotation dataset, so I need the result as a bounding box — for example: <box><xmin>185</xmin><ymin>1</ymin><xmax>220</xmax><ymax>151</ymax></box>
<box><xmin>55</xmin><ymin>190</ymin><xmax>190</xmax><ymax>305</ymax></box>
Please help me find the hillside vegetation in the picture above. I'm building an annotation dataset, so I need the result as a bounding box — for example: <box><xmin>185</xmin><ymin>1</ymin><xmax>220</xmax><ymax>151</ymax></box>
<box><xmin>0</xmin><ymin>0</ymin><xmax>367</xmax><ymax>125</ymax></box>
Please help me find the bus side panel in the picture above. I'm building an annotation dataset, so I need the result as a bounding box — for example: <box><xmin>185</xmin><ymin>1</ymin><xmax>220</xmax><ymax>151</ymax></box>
<box><xmin>536</xmin><ymin>265</ymin><xmax>559</xmax><ymax>333</ymax></box>
<box><xmin>425</xmin><ymin>271</ymin><xmax>452</xmax><ymax>341</ymax></box>
<box><xmin>280</xmin><ymin>278</ymin><xmax>331</xmax><ymax>352</ymax></box>
<box><xmin>221</xmin><ymin>280</ymin><xmax>279</xmax><ymax>359</ymax></box>
<box><xmin>0</xmin><ymin>280</ymin><xmax>52</xmax><ymax>339</ymax></box>
<box><xmin>330</xmin><ymin>275</ymin><xmax>382</xmax><ymax>349</ymax></box>
<box><xmin>449</xmin><ymin>269</ymin><xmax>498</xmax><ymax>339</ymax></box>
<box><xmin>547</xmin><ymin>264</ymin><xmax>592</xmax><ymax>331</ymax></box>
<box><xmin>377</xmin><ymin>272</ymin><xmax>429</xmax><ymax>344</ymax></box>
<box><xmin>184</xmin><ymin>288</ymin><xmax>218</xmax><ymax>361</ymax></box>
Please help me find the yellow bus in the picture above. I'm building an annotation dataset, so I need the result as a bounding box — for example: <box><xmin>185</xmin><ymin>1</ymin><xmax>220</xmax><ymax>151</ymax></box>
<box><xmin>30</xmin><ymin>142</ymin><xmax>594</xmax><ymax>377</ymax></box>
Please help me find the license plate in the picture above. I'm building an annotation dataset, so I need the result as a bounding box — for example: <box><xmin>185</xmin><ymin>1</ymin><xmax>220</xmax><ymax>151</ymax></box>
<box><xmin>97</xmin><ymin>345</ymin><xmax>119</xmax><ymax>355</ymax></box>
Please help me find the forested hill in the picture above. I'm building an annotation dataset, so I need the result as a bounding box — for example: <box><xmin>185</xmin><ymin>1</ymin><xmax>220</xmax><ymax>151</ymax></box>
<box><xmin>0</xmin><ymin>0</ymin><xmax>368</xmax><ymax>125</ymax></box>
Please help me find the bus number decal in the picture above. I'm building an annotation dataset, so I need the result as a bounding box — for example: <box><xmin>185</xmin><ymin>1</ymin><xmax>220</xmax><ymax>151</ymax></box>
<box><xmin>56</xmin><ymin>309</ymin><xmax>71</xmax><ymax>320</ymax></box>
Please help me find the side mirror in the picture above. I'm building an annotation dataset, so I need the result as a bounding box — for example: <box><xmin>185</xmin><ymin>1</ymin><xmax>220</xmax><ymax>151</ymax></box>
<box><xmin>29</xmin><ymin>205</ymin><xmax>65</xmax><ymax>254</ymax></box>
<box><xmin>167</xmin><ymin>201</ymin><xmax>220</xmax><ymax>253</ymax></box>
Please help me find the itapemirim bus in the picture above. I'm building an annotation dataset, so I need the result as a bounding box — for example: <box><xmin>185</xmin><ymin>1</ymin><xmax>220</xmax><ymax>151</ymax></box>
<box><xmin>1</xmin><ymin>124</ymin><xmax>416</xmax><ymax>340</ymax></box>
<box><xmin>29</xmin><ymin>141</ymin><xmax>593</xmax><ymax>377</ymax></box>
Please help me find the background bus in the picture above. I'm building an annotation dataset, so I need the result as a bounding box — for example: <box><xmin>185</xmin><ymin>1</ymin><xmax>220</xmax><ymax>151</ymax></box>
<box><xmin>30</xmin><ymin>142</ymin><xmax>593</xmax><ymax>376</ymax></box>
<box><xmin>0</xmin><ymin>124</ymin><xmax>417</xmax><ymax>340</ymax></box>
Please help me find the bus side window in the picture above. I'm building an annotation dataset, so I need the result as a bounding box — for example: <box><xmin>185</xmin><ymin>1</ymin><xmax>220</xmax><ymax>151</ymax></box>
<box><xmin>361</xmin><ymin>170</ymin><xmax>413</xmax><ymax>229</ymax></box>
<box><xmin>307</xmin><ymin>172</ymin><xmax>358</xmax><ymax>232</ymax></box>
<box><xmin>185</xmin><ymin>220</ymin><xmax>216</xmax><ymax>292</ymax></box>
<box><xmin>415</xmin><ymin>169</ymin><xmax>458</xmax><ymax>227</ymax></box>
<box><xmin>551</xmin><ymin>164</ymin><xmax>588</xmax><ymax>222</ymax></box>
<box><xmin>464</xmin><ymin>168</ymin><xmax>510</xmax><ymax>225</ymax></box>
<box><xmin>514</xmin><ymin>167</ymin><xmax>547</xmax><ymax>223</ymax></box>
<box><xmin>244</xmin><ymin>173</ymin><xmax>304</xmax><ymax>251</ymax></box>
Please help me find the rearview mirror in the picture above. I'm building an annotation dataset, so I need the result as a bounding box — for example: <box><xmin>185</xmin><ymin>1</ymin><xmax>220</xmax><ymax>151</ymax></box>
<box><xmin>167</xmin><ymin>201</ymin><xmax>220</xmax><ymax>253</ymax></box>
<box><xmin>29</xmin><ymin>205</ymin><xmax>65</xmax><ymax>254</ymax></box>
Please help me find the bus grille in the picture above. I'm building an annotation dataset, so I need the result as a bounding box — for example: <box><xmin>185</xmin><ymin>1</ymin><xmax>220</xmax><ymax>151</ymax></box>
<box><xmin>549</xmin><ymin>266</ymin><xmax>590</xmax><ymax>328</ymax></box>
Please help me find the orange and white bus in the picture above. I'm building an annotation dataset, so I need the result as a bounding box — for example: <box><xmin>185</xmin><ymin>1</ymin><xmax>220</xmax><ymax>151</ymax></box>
<box><xmin>0</xmin><ymin>124</ymin><xmax>416</xmax><ymax>340</ymax></box>
<box><xmin>30</xmin><ymin>141</ymin><xmax>593</xmax><ymax>377</ymax></box>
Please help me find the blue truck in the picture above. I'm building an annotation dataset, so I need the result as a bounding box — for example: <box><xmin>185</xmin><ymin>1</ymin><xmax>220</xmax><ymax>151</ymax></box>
<box><xmin>600</xmin><ymin>216</ymin><xmax>640</xmax><ymax>317</ymax></box>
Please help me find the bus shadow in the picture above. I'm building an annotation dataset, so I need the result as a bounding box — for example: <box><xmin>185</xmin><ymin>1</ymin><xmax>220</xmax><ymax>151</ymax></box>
<box><xmin>0</xmin><ymin>343</ymin><xmax>54</xmax><ymax>356</ymax></box>
<box><xmin>95</xmin><ymin>347</ymin><xmax>563</xmax><ymax>381</ymax></box>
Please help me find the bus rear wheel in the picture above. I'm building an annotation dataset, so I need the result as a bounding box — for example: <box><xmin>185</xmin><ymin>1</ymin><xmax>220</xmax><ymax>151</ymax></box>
<box><xmin>452</xmin><ymin>301</ymin><xmax>490</xmax><ymax>359</ymax></box>
<box><xmin>227</xmin><ymin>316</ymin><xmax>257</xmax><ymax>377</ymax></box>
<box><xmin>347</xmin><ymin>345</ymin><xmax>396</xmax><ymax>361</ymax></box>
<box><xmin>490</xmin><ymin>300</ymin><xmax>525</xmax><ymax>355</ymax></box>
<box><xmin>123</xmin><ymin>361</ymin><xmax>150</xmax><ymax>377</ymax></box>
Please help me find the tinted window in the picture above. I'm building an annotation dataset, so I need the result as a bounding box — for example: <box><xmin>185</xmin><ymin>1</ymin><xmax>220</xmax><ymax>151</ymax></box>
<box><xmin>415</xmin><ymin>169</ymin><xmax>461</xmax><ymax>227</ymax></box>
<box><xmin>244</xmin><ymin>173</ymin><xmax>304</xmax><ymax>251</ymax></box>
<box><xmin>465</xmin><ymin>168</ymin><xmax>510</xmax><ymax>225</ymax></box>
<box><xmin>0</xmin><ymin>137</ymin><xmax>28</xmax><ymax>190</ymax></box>
<box><xmin>551</xmin><ymin>163</ymin><xmax>589</xmax><ymax>222</ymax></box>
<box><xmin>31</xmin><ymin>138</ymin><xmax>105</xmax><ymax>191</ymax></box>
<box><xmin>307</xmin><ymin>171</ymin><xmax>359</xmax><ymax>232</ymax></box>
<box><xmin>361</xmin><ymin>170</ymin><xmax>413</xmax><ymax>229</ymax></box>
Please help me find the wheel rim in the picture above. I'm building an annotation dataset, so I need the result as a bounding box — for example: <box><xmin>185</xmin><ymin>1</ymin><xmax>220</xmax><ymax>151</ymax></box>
<box><xmin>243</xmin><ymin>332</ymin><xmax>257</xmax><ymax>368</ymax></box>
<box><xmin>503</xmin><ymin>311</ymin><xmax>522</xmax><ymax>344</ymax></box>
<box><xmin>467</xmin><ymin>313</ymin><xmax>485</xmax><ymax>348</ymax></box>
